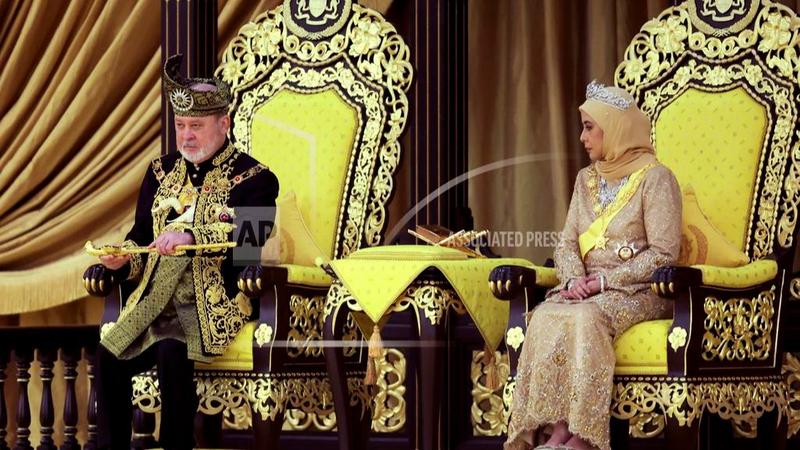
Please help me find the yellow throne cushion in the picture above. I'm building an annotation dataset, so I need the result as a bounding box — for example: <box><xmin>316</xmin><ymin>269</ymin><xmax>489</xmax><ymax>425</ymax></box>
<box><xmin>262</xmin><ymin>191</ymin><xmax>328</xmax><ymax>267</ymax></box>
<box><xmin>614</xmin><ymin>319</ymin><xmax>672</xmax><ymax>375</ymax></box>
<box><xmin>678</xmin><ymin>185</ymin><xmax>750</xmax><ymax>267</ymax></box>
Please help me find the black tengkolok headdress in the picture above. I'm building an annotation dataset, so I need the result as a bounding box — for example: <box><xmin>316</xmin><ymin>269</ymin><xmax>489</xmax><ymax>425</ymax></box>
<box><xmin>162</xmin><ymin>54</ymin><xmax>232</xmax><ymax>116</ymax></box>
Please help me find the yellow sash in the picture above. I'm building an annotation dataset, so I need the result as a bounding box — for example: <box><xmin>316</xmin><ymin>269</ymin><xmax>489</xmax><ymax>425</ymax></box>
<box><xmin>578</xmin><ymin>164</ymin><xmax>655</xmax><ymax>258</ymax></box>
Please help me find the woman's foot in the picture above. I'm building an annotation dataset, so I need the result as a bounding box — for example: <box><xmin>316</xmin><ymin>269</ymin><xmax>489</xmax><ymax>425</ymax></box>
<box><xmin>564</xmin><ymin>435</ymin><xmax>597</xmax><ymax>450</ymax></box>
<box><xmin>544</xmin><ymin>422</ymin><xmax>571</xmax><ymax>445</ymax></box>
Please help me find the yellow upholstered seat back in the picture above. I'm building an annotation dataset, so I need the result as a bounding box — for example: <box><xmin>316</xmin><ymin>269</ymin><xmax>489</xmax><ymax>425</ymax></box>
<box><xmin>615</xmin><ymin>1</ymin><xmax>800</xmax><ymax>261</ymax></box>
<box><xmin>217</xmin><ymin>4</ymin><xmax>413</xmax><ymax>259</ymax></box>
<box><xmin>654</xmin><ymin>87</ymin><xmax>767</xmax><ymax>253</ymax></box>
<box><xmin>250</xmin><ymin>89</ymin><xmax>359</xmax><ymax>259</ymax></box>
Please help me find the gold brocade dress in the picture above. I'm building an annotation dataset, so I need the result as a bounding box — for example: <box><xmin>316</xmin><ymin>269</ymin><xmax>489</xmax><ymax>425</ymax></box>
<box><xmin>505</xmin><ymin>163</ymin><xmax>682</xmax><ymax>450</ymax></box>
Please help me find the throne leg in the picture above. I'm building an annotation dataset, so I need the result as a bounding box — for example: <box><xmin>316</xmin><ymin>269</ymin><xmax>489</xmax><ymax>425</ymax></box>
<box><xmin>252</xmin><ymin>410</ymin><xmax>284</xmax><ymax>450</ymax></box>
<box><xmin>324</xmin><ymin>310</ymin><xmax>368</xmax><ymax>450</ymax></box>
<box><xmin>609</xmin><ymin>417</ymin><xmax>629</xmax><ymax>450</ymax></box>
<box><xmin>417</xmin><ymin>318</ymin><xmax>445</xmax><ymax>450</ymax></box>
<box><xmin>757</xmin><ymin>409</ymin><xmax>787</xmax><ymax>450</ymax></box>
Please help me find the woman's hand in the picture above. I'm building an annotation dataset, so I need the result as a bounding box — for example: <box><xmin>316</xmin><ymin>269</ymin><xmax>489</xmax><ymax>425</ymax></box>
<box><xmin>561</xmin><ymin>274</ymin><xmax>602</xmax><ymax>300</ymax></box>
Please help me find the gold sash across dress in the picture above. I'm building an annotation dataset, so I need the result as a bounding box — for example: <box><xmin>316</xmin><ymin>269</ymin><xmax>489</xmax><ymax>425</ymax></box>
<box><xmin>505</xmin><ymin>164</ymin><xmax>682</xmax><ymax>450</ymax></box>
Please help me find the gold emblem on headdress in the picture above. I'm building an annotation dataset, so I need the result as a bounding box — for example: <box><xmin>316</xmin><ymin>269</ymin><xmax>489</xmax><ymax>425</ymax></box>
<box><xmin>170</xmin><ymin>88</ymin><xmax>194</xmax><ymax>112</ymax></box>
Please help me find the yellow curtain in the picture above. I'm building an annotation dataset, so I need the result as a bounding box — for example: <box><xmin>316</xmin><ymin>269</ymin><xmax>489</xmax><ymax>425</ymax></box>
<box><xmin>468</xmin><ymin>0</ymin><xmax>672</xmax><ymax>263</ymax></box>
<box><xmin>0</xmin><ymin>0</ymin><xmax>159</xmax><ymax>314</ymax></box>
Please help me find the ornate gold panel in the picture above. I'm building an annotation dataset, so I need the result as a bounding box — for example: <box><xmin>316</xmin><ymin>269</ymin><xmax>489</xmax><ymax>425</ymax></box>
<box><xmin>470</xmin><ymin>349</ymin><xmax>511</xmax><ymax>437</ymax></box>
<box><xmin>325</xmin><ymin>281</ymin><xmax>466</xmax><ymax>331</ymax></box>
<box><xmin>784</xmin><ymin>352</ymin><xmax>800</xmax><ymax>438</ymax></box>
<box><xmin>611</xmin><ymin>376</ymin><xmax>788</xmax><ymax>433</ymax></box>
<box><xmin>701</xmin><ymin>286</ymin><xmax>775</xmax><ymax>361</ymax></box>
<box><xmin>790</xmin><ymin>277</ymin><xmax>800</xmax><ymax>300</ymax></box>
<box><xmin>287</xmin><ymin>294</ymin><xmax>326</xmax><ymax>358</ymax></box>
<box><xmin>128</xmin><ymin>348</ymin><xmax>405</xmax><ymax>432</ymax></box>
<box><xmin>287</xmin><ymin>293</ymin><xmax>359</xmax><ymax>358</ymax></box>
<box><xmin>219</xmin><ymin>4</ymin><xmax>412</xmax><ymax>258</ymax></box>
<box><xmin>615</xmin><ymin>0</ymin><xmax>800</xmax><ymax>256</ymax></box>
<box><xmin>370</xmin><ymin>348</ymin><xmax>407</xmax><ymax>433</ymax></box>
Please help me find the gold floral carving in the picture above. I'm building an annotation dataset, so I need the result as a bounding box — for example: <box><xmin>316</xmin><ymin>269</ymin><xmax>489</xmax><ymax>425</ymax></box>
<box><xmin>470</xmin><ymin>350</ymin><xmax>511</xmax><ymax>436</ymax></box>
<box><xmin>283</xmin><ymin>409</ymin><xmax>338</xmax><ymax>431</ymax></box>
<box><xmin>324</xmin><ymin>280</ymin><xmax>364</xmax><ymax>318</ymax></box>
<box><xmin>615</xmin><ymin>0</ymin><xmax>800</xmax><ymax>256</ymax></box>
<box><xmin>287</xmin><ymin>294</ymin><xmax>326</xmax><ymax>357</ymax></box>
<box><xmin>341</xmin><ymin>312</ymin><xmax>360</xmax><ymax>357</ymax></box>
<box><xmin>406</xmin><ymin>284</ymin><xmax>466</xmax><ymax>326</ymax></box>
<box><xmin>369</xmin><ymin>348</ymin><xmax>407</xmax><ymax>432</ymax></box>
<box><xmin>783</xmin><ymin>352</ymin><xmax>800</xmax><ymax>438</ymax></box>
<box><xmin>144</xmin><ymin>349</ymin><xmax>407</xmax><ymax>432</ymax></box>
<box><xmin>668</xmin><ymin>326</ymin><xmax>688</xmax><ymax>351</ymax></box>
<box><xmin>219</xmin><ymin>4</ymin><xmax>412</xmax><ymax>259</ymax></box>
<box><xmin>254</xmin><ymin>323</ymin><xmax>274</xmax><ymax>347</ymax></box>
<box><xmin>790</xmin><ymin>277</ymin><xmax>800</xmax><ymax>300</ymax></box>
<box><xmin>132</xmin><ymin>374</ymin><xmax>160</xmax><ymax>414</ymax></box>
<box><xmin>629</xmin><ymin>411</ymin><xmax>666</xmax><ymax>439</ymax></box>
<box><xmin>733</xmin><ymin>417</ymin><xmax>758</xmax><ymax>438</ymax></box>
<box><xmin>324</xmin><ymin>281</ymin><xmax>465</xmax><ymax>332</ymax></box>
<box><xmin>701</xmin><ymin>287</ymin><xmax>775</xmax><ymax>361</ymax></box>
<box><xmin>505</xmin><ymin>327</ymin><xmax>525</xmax><ymax>352</ymax></box>
<box><xmin>611</xmin><ymin>376</ymin><xmax>787</xmax><ymax>433</ymax></box>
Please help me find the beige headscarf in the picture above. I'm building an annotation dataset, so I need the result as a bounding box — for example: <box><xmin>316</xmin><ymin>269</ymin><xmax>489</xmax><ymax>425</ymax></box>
<box><xmin>578</xmin><ymin>81</ymin><xmax>656</xmax><ymax>180</ymax></box>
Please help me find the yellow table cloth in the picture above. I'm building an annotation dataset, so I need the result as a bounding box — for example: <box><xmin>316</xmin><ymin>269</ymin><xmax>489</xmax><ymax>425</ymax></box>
<box><xmin>328</xmin><ymin>245</ymin><xmax>534</xmax><ymax>350</ymax></box>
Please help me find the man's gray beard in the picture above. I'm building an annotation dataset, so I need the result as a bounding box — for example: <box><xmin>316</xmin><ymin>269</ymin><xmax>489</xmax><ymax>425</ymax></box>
<box><xmin>178</xmin><ymin>144</ymin><xmax>217</xmax><ymax>164</ymax></box>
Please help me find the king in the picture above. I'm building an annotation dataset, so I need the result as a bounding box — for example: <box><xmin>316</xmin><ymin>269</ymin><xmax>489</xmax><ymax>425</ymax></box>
<box><xmin>83</xmin><ymin>54</ymin><xmax>279</xmax><ymax>450</ymax></box>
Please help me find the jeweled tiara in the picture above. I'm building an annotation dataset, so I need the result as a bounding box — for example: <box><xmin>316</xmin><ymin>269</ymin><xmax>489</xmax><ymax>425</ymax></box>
<box><xmin>586</xmin><ymin>80</ymin><xmax>633</xmax><ymax>111</ymax></box>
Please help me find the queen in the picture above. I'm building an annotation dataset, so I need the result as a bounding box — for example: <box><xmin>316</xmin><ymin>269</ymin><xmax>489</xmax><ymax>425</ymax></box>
<box><xmin>504</xmin><ymin>81</ymin><xmax>683</xmax><ymax>450</ymax></box>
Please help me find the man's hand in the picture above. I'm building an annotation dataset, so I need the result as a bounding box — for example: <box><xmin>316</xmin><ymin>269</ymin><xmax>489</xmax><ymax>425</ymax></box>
<box><xmin>99</xmin><ymin>254</ymin><xmax>130</xmax><ymax>270</ymax></box>
<box><xmin>150</xmin><ymin>231</ymin><xmax>195</xmax><ymax>255</ymax></box>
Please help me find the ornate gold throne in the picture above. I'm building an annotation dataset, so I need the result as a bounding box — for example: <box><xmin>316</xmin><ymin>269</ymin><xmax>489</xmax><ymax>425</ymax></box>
<box><xmin>490</xmin><ymin>0</ymin><xmax>800</xmax><ymax>448</ymax></box>
<box><xmin>98</xmin><ymin>0</ymin><xmax>412</xmax><ymax>447</ymax></box>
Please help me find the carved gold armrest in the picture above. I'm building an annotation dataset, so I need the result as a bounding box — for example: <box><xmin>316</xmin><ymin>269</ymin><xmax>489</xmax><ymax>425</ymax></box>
<box><xmin>488</xmin><ymin>264</ymin><xmax>556</xmax><ymax>300</ymax></box>
<box><xmin>651</xmin><ymin>260</ymin><xmax>777</xmax><ymax>296</ymax></box>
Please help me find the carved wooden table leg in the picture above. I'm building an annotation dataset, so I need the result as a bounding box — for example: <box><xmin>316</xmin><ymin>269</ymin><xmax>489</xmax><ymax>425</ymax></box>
<box><xmin>323</xmin><ymin>308</ymin><xmax>366</xmax><ymax>450</ymax></box>
<box><xmin>417</xmin><ymin>316</ymin><xmax>445</xmax><ymax>450</ymax></box>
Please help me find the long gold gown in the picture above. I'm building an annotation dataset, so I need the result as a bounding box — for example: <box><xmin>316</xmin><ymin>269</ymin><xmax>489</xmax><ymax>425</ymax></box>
<box><xmin>505</xmin><ymin>163</ymin><xmax>682</xmax><ymax>450</ymax></box>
